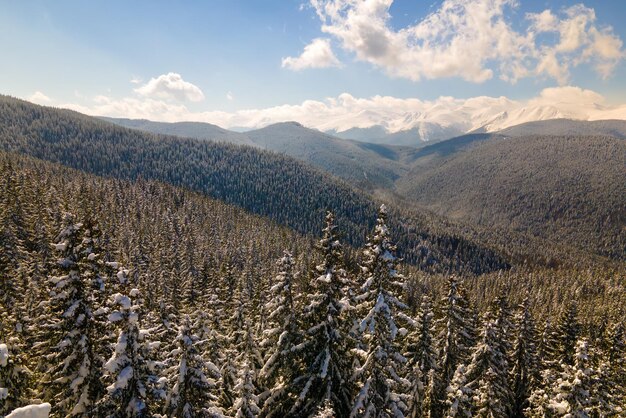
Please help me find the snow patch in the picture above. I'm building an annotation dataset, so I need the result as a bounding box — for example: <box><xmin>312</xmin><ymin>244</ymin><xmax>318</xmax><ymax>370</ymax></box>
<box><xmin>0</xmin><ymin>343</ymin><xmax>8</xmax><ymax>367</ymax></box>
<box><xmin>5</xmin><ymin>403</ymin><xmax>52</xmax><ymax>418</ymax></box>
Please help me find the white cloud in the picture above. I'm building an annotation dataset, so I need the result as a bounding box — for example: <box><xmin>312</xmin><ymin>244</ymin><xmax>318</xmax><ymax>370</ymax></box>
<box><xmin>51</xmin><ymin>85</ymin><xmax>624</xmax><ymax>136</ymax></box>
<box><xmin>226</xmin><ymin>91</ymin><xmax>234</xmax><ymax>101</ymax></box>
<box><xmin>528</xmin><ymin>4</ymin><xmax>624</xmax><ymax>83</ymax></box>
<box><xmin>28</xmin><ymin>91</ymin><xmax>52</xmax><ymax>104</ymax></box>
<box><xmin>282</xmin><ymin>38</ymin><xmax>342</xmax><ymax>70</ymax></box>
<box><xmin>299</xmin><ymin>0</ymin><xmax>624</xmax><ymax>84</ymax></box>
<box><xmin>134</xmin><ymin>72</ymin><xmax>205</xmax><ymax>102</ymax></box>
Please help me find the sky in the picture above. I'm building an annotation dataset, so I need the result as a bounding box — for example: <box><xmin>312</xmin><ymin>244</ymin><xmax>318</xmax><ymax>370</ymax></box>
<box><xmin>1</xmin><ymin>0</ymin><xmax>625</xmax><ymax>131</ymax></box>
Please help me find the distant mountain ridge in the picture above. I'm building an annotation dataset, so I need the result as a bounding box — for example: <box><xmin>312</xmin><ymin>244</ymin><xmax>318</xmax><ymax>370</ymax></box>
<box><xmin>105</xmin><ymin>117</ymin><xmax>415</xmax><ymax>190</ymax></box>
<box><xmin>8</xmin><ymin>96</ymin><xmax>624</xmax><ymax>262</ymax></box>
<box><xmin>0</xmin><ymin>94</ymin><xmax>511</xmax><ymax>274</ymax></box>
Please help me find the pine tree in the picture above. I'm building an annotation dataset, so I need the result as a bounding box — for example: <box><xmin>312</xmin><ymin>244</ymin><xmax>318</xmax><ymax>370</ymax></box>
<box><xmin>165</xmin><ymin>314</ymin><xmax>221</xmax><ymax>418</ymax></box>
<box><xmin>404</xmin><ymin>296</ymin><xmax>437</xmax><ymax>418</ymax></box>
<box><xmin>554</xmin><ymin>303</ymin><xmax>581</xmax><ymax>366</ymax></box>
<box><xmin>463</xmin><ymin>313</ymin><xmax>511</xmax><ymax>417</ymax></box>
<box><xmin>258</xmin><ymin>251</ymin><xmax>301</xmax><ymax>417</ymax></box>
<box><xmin>422</xmin><ymin>369</ymin><xmax>439</xmax><ymax>418</ymax></box>
<box><xmin>0</xmin><ymin>338</ymin><xmax>32</xmax><ymax>415</ymax></box>
<box><xmin>350</xmin><ymin>205</ymin><xmax>410</xmax><ymax>418</ymax></box>
<box><xmin>547</xmin><ymin>339</ymin><xmax>594</xmax><ymax>417</ymax></box>
<box><xmin>42</xmin><ymin>218</ymin><xmax>111</xmax><ymax>416</ymax></box>
<box><xmin>289</xmin><ymin>212</ymin><xmax>356</xmax><ymax>417</ymax></box>
<box><xmin>98</xmin><ymin>289</ymin><xmax>165</xmax><ymax>417</ymax></box>
<box><xmin>233</xmin><ymin>358</ymin><xmax>261</xmax><ymax>418</ymax></box>
<box><xmin>312</xmin><ymin>398</ymin><xmax>336</xmax><ymax>418</ymax></box>
<box><xmin>218</xmin><ymin>355</ymin><xmax>238</xmax><ymax>413</ymax></box>
<box><xmin>222</xmin><ymin>288</ymin><xmax>263</xmax><ymax>413</ymax></box>
<box><xmin>434</xmin><ymin>276</ymin><xmax>475</xmax><ymax>417</ymax></box>
<box><xmin>510</xmin><ymin>296</ymin><xmax>541</xmax><ymax>418</ymax></box>
<box><xmin>0</xmin><ymin>168</ymin><xmax>28</xmax><ymax>315</ymax></box>
<box><xmin>445</xmin><ymin>365</ymin><xmax>472</xmax><ymax>418</ymax></box>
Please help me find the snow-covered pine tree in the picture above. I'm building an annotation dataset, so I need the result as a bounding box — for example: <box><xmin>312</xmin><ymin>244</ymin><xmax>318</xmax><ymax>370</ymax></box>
<box><xmin>165</xmin><ymin>314</ymin><xmax>221</xmax><ymax>418</ymax></box>
<box><xmin>232</xmin><ymin>309</ymin><xmax>262</xmax><ymax>418</ymax></box>
<box><xmin>312</xmin><ymin>398</ymin><xmax>336</xmax><ymax>417</ymax></box>
<box><xmin>422</xmin><ymin>369</ymin><xmax>438</xmax><ymax>418</ymax></box>
<box><xmin>445</xmin><ymin>365</ymin><xmax>472</xmax><ymax>418</ymax></box>
<box><xmin>0</xmin><ymin>338</ymin><xmax>32</xmax><ymax>415</ymax></box>
<box><xmin>0</xmin><ymin>168</ymin><xmax>28</xmax><ymax>315</ymax></box>
<box><xmin>491</xmin><ymin>295</ymin><xmax>514</xmax><ymax>367</ymax></box>
<box><xmin>288</xmin><ymin>212</ymin><xmax>356</xmax><ymax>417</ymax></box>
<box><xmin>404</xmin><ymin>295</ymin><xmax>437</xmax><ymax>418</ymax></box>
<box><xmin>221</xmin><ymin>287</ymin><xmax>263</xmax><ymax>413</ymax></box>
<box><xmin>42</xmin><ymin>217</ymin><xmax>111</xmax><ymax>416</ymax></box>
<box><xmin>510</xmin><ymin>296</ymin><xmax>541</xmax><ymax>418</ymax></box>
<box><xmin>98</xmin><ymin>289</ymin><xmax>165</xmax><ymax>417</ymax></box>
<box><xmin>463</xmin><ymin>313</ymin><xmax>511</xmax><ymax>417</ymax></box>
<box><xmin>258</xmin><ymin>250</ymin><xmax>302</xmax><ymax>417</ymax></box>
<box><xmin>350</xmin><ymin>205</ymin><xmax>410</xmax><ymax>418</ymax></box>
<box><xmin>434</xmin><ymin>276</ymin><xmax>475</xmax><ymax>416</ymax></box>
<box><xmin>196</xmin><ymin>309</ymin><xmax>226</xmax><ymax>380</ymax></box>
<box><xmin>604</xmin><ymin>322</ymin><xmax>625</xmax><ymax>410</ymax></box>
<box><xmin>546</xmin><ymin>338</ymin><xmax>594</xmax><ymax>417</ymax></box>
<box><xmin>553</xmin><ymin>303</ymin><xmax>581</xmax><ymax>366</ymax></box>
<box><xmin>218</xmin><ymin>356</ymin><xmax>238</xmax><ymax>413</ymax></box>
<box><xmin>233</xmin><ymin>358</ymin><xmax>261</xmax><ymax>418</ymax></box>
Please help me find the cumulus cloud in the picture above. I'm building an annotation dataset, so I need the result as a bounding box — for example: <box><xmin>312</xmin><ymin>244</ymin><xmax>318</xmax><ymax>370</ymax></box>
<box><xmin>28</xmin><ymin>91</ymin><xmax>52</xmax><ymax>104</ymax></box>
<box><xmin>134</xmin><ymin>72</ymin><xmax>205</xmax><ymax>102</ymax></box>
<box><xmin>282</xmin><ymin>38</ymin><xmax>342</xmax><ymax>70</ymax></box>
<box><xmin>527</xmin><ymin>4</ymin><xmax>624</xmax><ymax>83</ymax></box>
<box><xmin>298</xmin><ymin>0</ymin><xmax>624</xmax><ymax>84</ymax></box>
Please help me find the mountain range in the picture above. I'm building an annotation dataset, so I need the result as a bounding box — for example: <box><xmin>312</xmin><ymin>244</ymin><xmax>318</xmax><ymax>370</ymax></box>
<box><xmin>104</xmin><ymin>111</ymin><xmax>626</xmax><ymax>261</ymax></box>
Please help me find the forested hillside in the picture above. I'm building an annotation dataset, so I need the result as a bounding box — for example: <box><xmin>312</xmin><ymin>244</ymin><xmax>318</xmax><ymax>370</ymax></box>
<box><xmin>397</xmin><ymin>134</ymin><xmax>626</xmax><ymax>259</ymax></box>
<box><xmin>100</xmin><ymin>117</ymin><xmax>256</xmax><ymax>146</ymax></box>
<box><xmin>1</xmin><ymin>152</ymin><xmax>624</xmax><ymax>416</ymax></box>
<box><xmin>106</xmin><ymin>117</ymin><xmax>411</xmax><ymax>190</ymax></box>
<box><xmin>0</xmin><ymin>95</ymin><xmax>508</xmax><ymax>274</ymax></box>
<box><xmin>105</xmin><ymin>113</ymin><xmax>626</xmax><ymax>262</ymax></box>
<box><xmin>496</xmin><ymin>119</ymin><xmax>626</xmax><ymax>138</ymax></box>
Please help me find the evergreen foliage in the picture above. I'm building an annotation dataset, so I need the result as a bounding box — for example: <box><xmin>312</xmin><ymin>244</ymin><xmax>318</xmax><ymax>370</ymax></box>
<box><xmin>0</xmin><ymin>150</ymin><xmax>624</xmax><ymax>416</ymax></box>
<box><xmin>350</xmin><ymin>205</ymin><xmax>410</xmax><ymax>417</ymax></box>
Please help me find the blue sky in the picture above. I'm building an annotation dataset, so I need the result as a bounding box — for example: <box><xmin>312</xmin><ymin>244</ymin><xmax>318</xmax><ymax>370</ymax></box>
<box><xmin>1</xmin><ymin>0</ymin><xmax>624</xmax><ymax>130</ymax></box>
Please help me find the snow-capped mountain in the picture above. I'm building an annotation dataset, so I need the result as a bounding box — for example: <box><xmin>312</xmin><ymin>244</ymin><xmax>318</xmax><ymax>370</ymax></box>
<box><xmin>328</xmin><ymin>91</ymin><xmax>626</xmax><ymax>146</ymax></box>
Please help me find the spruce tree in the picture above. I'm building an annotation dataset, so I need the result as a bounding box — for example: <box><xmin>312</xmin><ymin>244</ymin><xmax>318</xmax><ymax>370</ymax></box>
<box><xmin>259</xmin><ymin>251</ymin><xmax>301</xmax><ymax>417</ymax></box>
<box><xmin>463</xmin><ymin>313</ymin><xmax>511</xmax><ymax>417</ymax></box>
<box><xmin>0</xmin><ymin>338</ymin><xmax>32</xmax><ymax>415</ymax></box>
<box><xmin>165</xmin><ymin>315</ymin><xmax>221</xmax><ymax>418</ymax></box>
<box><xmin>434</xmin><ymin>276</ymin><xmax>475</xmax><ymax>416</ymax></box>
<box><xmin>554</xmin><ymin>303</ymin><xmax>581</xmax><ymax>366</ymax></box>
<box><xmin>445</xmin><ymin>365</ymin><xmax>472</xmax><ymax>418</ymax></box>
<box><xmin>233</xmin><ymin>358</ymin><xmax>261</xmax><ymax>418</ymax></box>
<box><xmin>510</xmin><ymin>296</ymin><xmax>541</xmax><ymax>418</ymax></box>
<box><xmin>289</xmin><ymin>212</ymin><xmax>355</xmax><ymax>417</ymax></box>
<box><xmin>42</xmin><ymin>218</ymin><xmax>111</xmax><ymax>416</ymax></box>
<box><xmin>404</xmin><ymin>296</ymin><xmax>437</xmax><ymax>418</ymax></box>
<box><xmin>350</xmin><ymin>205</ymin><xmax>409</xmax><ymax>417</ymax></box>
<box><xmin>547</xmin><ymin>338</ymin><xmax>594</xmax><ymax>417</ymax></box>
<box><xmin>98</xmin><ymin>289</ymin><xmax>165</xmax><ymax>417</ymax></box>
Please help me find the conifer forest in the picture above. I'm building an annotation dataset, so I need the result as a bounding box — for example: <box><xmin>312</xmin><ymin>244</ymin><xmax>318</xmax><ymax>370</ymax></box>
<box><xmin>0</xmin><ymin>42</ymin><xmax>625</xmax><ymax>418</ymax></box>
<box><xmin>0</xmin><ymin>130</ymin><xmax>624</xmax><ymax>417</ymax></box>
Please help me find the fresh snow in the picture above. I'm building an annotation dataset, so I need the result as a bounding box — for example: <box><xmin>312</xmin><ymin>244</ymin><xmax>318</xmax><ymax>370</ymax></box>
<box><xmin>0</xmin><ymin>343</ymin><xmax>8</xmax><ymax>367</ymax></box>
<box><xmin>5</xmin><ymin>403</ymin><xmax>52</xmax><ymax>418</ymax></box>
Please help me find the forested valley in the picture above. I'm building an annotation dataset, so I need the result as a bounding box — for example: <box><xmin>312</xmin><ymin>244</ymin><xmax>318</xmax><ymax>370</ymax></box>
<box><xmin>0</xmin><ymin>96</ymin><xmax>625</xmax><ymax>417</ymax></box>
